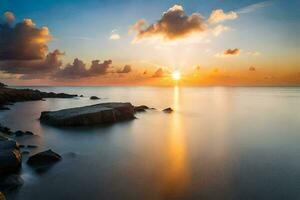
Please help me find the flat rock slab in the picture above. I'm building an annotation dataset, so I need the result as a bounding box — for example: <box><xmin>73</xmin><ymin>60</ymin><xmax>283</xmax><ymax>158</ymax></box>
<box><xmin>40</xmin><ymin>102</ymin><xmax>135</xmax><ymax>126</ymax></box>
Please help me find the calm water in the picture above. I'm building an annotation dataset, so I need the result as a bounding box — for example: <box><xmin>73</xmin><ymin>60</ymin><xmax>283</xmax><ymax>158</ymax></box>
<box><xmin>1</xmin><ymin>86</ymin><xmax>300</xmax><ymax>200</ymax></box>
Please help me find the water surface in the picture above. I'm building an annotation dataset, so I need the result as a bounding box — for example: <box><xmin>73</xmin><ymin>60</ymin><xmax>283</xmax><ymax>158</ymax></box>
<box><xmin>1</xmin><ymin>86</ymin><xmax>300</xmax><ymax>200</ymax></box>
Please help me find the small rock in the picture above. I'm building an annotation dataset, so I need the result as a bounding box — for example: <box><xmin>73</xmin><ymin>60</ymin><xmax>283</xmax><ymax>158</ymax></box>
<box><xmin>27</xmin><ymin>145</ymin><xmax>38</xmax><ymax>148</ymax></box>
<box><xmin>24</xmin><ymin>131</ymin><xmax>34</xmax><ymax>136</ymax></box>
<box><xmin>27</xmin><ymin>149</ymin><xmax>61</xmax><ymax>166</ymax></box>
<box><xmin>80</xmin><ymin>95</ymin><xmax>84</xmax><ymax>97</ymax></box>
<box><xmin>14</xmin><ymin>130</ymin><xmax>25</xmax><ymax>137</ymax></box>
<box><xmin>134</xmin><ymin>105</ymin><xmax>149</xmax><ymax>112</ymax></box>
<box><xmin>163</xmin><ymin>107</ymin><xmax>173</xmax><ymax>113</ymax></box>
<box><xmin>19</xmin><ymin>145</ymin><xmax>25</xmax><ymax>148</ymax></box>
<box><xmin>90</xmin><ymin>96</ymin><xmax>100</xmax><ymax>100</ymax></box>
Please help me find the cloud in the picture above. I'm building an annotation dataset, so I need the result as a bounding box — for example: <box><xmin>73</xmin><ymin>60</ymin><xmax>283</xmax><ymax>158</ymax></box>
<box><xmin>208</xmin><ymin>9</ymin><xmax>238</xmax><ymax>24</ymax></box>
<box><xmin>212</xmin><ymin>24</ymin><xmax>230</xmax><ymax>36</ymax></box>
<box><xmin>132</xmin><ymin>4</ymin><xmax>207</xmax><ymax>41</ymax></box>
<box><xmin>249</xmin><ymin>66</ymin><xmax>256</xmax><ymax>71</ymax></box>
<box><xmin>224</xmin><ymin>48</ymin><xmax>240</xmax><ymax>55</ymax></box>
<box><xmin>237</xmin><ymin>1</ymin><xmax>271</xmax><ymax>14</ymax></box>
<box><xmin>0</xmin><ymin>49</ymin><xmax>64</xmax><ymax>76</ymax></box>
<box><xmin>4</xmin><ymin>11</ymin><xmax>15</xmax><ymax>23</ymax></box>
<box><xmin>152</xmin><ymin>68</ymin><xmax>166</xmax><ymax>77</ymax></box>
<box><xmin>117</xmin><ymin>65</ymin><xmax>132</xmax><ymax>73</ymax></box>
<box><xmin>247</xmin><ymin>51</ymin><xmax>261</xmax><ymax>56</ymax></box>
<box><xmin>0</xmin><ymin>13</ymin><xmax>52</xmax><ymax>60</ymax></box>
<box><xmin>110</xmin><ymin>33</ymin><xmax>120</xmax><ymax>40</ymax></box>
<box><xmin>55</xmin><ymin>59</ymin><xmax>112</xmax><ymax>79</ymax></box>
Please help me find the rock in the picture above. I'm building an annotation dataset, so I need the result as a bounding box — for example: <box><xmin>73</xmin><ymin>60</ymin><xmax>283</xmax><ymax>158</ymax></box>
<box><xmin>0</xmin><ymin>175</ymin><xmax>23</xmax><ymax>191</ymax></box>
<box><xmin>40</xmin><ymin>102</ymin><xmax>135</xmax><ymax>126</ymax></box>
<box><xmin>90</xmin><ymin>96</ymin><xmax>100</xmax><ymax>100</ymax></box>
<box><xmin>19</xmin><ymin>145</ymin><xmax>25</xmax><ymax>148</ymax></box>
<box><xmin>14</xmin><ymin>130</ymin><xmax>34</xmax><ymax>137</ymax></box>
<box><xmin>163</xmin><ymin>107</ymin><xmax>173</xmax><ymax>113</ymax></box>
<box><xmin>0</xmin><ymin>192</ymin><xmax>6</xmax><ymax>200</ymax></box>
<box><xmin>0</xmin><ymin>126</ymin><xmax>11</xmax><ymax>135</ymax></box>
<box><xmin>0</xmin><ymin>82</ymin><xmax>6</xmax><ymax>88</ymax></box>
<box><xmin>0</xmin><ymin>86</ymin><xmax>77</xmax><ymax>110</ymax></box>
<box><xmin>27</xmin><ymin>145</ymin><xmax>37</xmax><ymax>148</ymax></box>
<box><xmin>27</xmin><ymin>149</ymin><xmax>61</xmax><ymax>166</ymax></box>
<box><xmin>0</xmin><ymin>107</ymin><xmax>9</xmax><ymax>111</ymax></box>
<box><xmin>134</xmin><ymin>105</ymin><xmax>149</xmax><ymax>112</ymax></box>
<box><xmin>0</xmin><ymin>140</ymin><xmax>22</xmax><ymax>176</ymax></box>
<box><xmin>14</xmin><ymin>130</ymin><xmax>25</xmax><ymax>137</ymax></box>
<box><xmin>80</xmin><ymin>95</ymin><xmax>84</xmax><ymax>97</ymax></box>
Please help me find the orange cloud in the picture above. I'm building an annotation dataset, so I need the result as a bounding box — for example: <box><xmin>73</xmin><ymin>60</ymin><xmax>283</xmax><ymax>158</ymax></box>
<box><xmin>208</xmin><ymin>9</ymin><xmax>238</xmax><ymax>24</ymax></box>
<box><xmin>224</xmin><ymin>48</ymin><xmax>240</xmax><ymax>55</ymax></box>
<box><xmin>4</xmin><ymin>11</ymin><xmax>15</xmax><ymax>23</ymax></box>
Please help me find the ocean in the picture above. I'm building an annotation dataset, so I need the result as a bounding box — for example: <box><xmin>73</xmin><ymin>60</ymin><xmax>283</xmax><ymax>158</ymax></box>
<box><xmin>1</xmin><ymin>86</ymin><xmax>300</xmax><ymax>200</ymax></box>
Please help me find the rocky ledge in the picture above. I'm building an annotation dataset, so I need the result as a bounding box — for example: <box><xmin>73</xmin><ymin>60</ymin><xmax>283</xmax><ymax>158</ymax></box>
<box><xmin>40</xmin><ymin>102</ymin><xmax>136</xmax><ymax>126</ymax></box>
<box><xmin>0</xmin><ymin>82</ymin><xmax>77</xmax><ymax>110</ymax></box>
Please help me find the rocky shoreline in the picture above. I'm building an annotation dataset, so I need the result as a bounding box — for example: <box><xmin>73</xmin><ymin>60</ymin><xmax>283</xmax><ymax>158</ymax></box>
<box><xmin>0</xmin><ymin>83</ymin><xmax>77</xmax><ymax>110</ymax></box>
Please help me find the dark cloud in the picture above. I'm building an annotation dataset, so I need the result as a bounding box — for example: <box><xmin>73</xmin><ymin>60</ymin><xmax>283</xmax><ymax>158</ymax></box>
<box><xmin>0</xmin><ymin>49</ymin><xmax>64</xmax><ymax>76</ymax></box>
<box><xmin>0</xmin><ymin>13</ymin><xmax>51</xmax><ymax>60</ymax></box>
<box><xmin>55</xmin><ymin>59</ymin><xmax>112</xmax><ymax>79</ymax></box>
<box><xmin>133</xmin><ymin>5</ymin><xmax>207</xmax><ymax>41</ymax></box>
<box><xmin>117</xmin><ymin>65</ymin><xmax>132</xmax><ymax>73</ymax></box>
<box><xmin>224</xmin><ymin>48</ymin><xmax>240</xmax><ymax>55</ymax></box>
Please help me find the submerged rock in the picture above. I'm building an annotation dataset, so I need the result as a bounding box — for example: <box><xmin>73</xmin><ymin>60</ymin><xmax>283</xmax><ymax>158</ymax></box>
<box><xmin>163</xmin><ymin>107</ymin><xmax>173</xmax><ymax>113</ymax></box>
<box><xmin>90</xmin><ymin>96</ymin><xmax>100</xmax><ymax>100</ymax></box>
<box><xmin>27</xmin><ymin>149</ymin><xmax>61</xmax><ymax>166</ymax></box>
<box><xmin>40</xmin><ymin>102</ymin><xmax>135</xmax><ymax>126</ymax></box>
<box><xmin>0</xmin><ymin>140</ymin><xmax>22</xmax><ymax>176</ymax></box>
<box><xmin>15</xmin><ymin>130</ymin><xmax>34</xmax><ymax>137</ymax></box>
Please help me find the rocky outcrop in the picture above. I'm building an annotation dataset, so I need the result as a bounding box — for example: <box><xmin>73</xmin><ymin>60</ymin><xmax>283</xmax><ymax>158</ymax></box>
<box><xmin>90</xmin><ymin>96</ymin><xmax>100</xmax><ymax>100</ymax></box>
<box><xmin>163</xmin><ymin>107</ymin><xmax>173</xmax><ymax>113</ymax></box>
<box><xmin>0</xmin><ymin>85</ymin><xmax>77</xmax><ymax>109</ymax></box>
<box><xmin>0</xmin><ymin>140</ymin><xmax>22</xmax><ymax>176</ymax></box>
<box><xmin>27</xmin><ymin>149</ymin><xmax>61</xmax><ymax>166</ymax></box>
<box><xmin>134</xmin><ymin>105</ymin><xmax>149</xmax><ymax>112</ymax></box>
<box><xmin>40</xmin><ymin>102</ymin><xmax>135</xmax><ymax>126</ymax></box>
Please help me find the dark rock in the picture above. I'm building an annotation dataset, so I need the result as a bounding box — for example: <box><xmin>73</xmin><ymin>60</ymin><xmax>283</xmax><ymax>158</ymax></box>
<box><xmin>0</xmin><ymin>175</ymin><xmax>23</xmax><ymax>191</ymax></box>
<box><xmin>40</xmin><ymin>102</ymin><xmax>135</xmax><ymax>127</ymax></box>
<box><xmin>90</xmin><ymin>96</ymin><xmax>100</xmax><ymax>100</ymax></box>
<box><xmin>134</xmin><ymin>105</ymin><xmax>149</xmax><ymax>112</ymax></box>
<box><xmin>27</xmin><ymin>145</ymin><xmax>37</xmax><ymax>148</ymax></box>
<box><xmin>163</xmin><ymin>107</ymin><xmax>173</xmax><ymax>113</ymax></box>
<box><xmin>14</xmin><ymin>130</ymin><xmax>34</xmax><ymax>137</ymax></box>
<box><xmin>0</xmin><ymin>82</ymin><xmax>6</xmax><ymax>88</ymax></box>
<box><xmin>80</xmin><ymin>95</ymin><xmax>84</xmax><ymax>97</ymax></box>
<box><xmin>27</xmin><ymin>149</ymin><xmax>61</xmax><ymax>166</ymax></box>
<box><xmin>14</xmin><ymin>130</ymin><xmax>25</xmax><ymax>137</ymax></box>
<box><xmin>0</xmin><ymin>126</ymin><xmax>11</xmax><ymax>135</ymax></box>
<box><xmin>0</xmin><ymin>140</ymin><xmax>22</xmax><ymax>176</ymax></box>
<box><xmin>0</xmin><ymin>107</ymin><xmax>9</xmax><ymax>111</ymax></box>
<box><xmin>19</xmin><ymin>145</ymin><xmax>25</xmax><ymax>148</ymax></box>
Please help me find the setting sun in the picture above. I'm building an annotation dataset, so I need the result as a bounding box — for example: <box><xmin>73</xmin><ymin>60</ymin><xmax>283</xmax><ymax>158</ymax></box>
<box><xmin>172</xmin><ymin>70</ymin><xmax>181</xmax><ymax>81</ymax></box>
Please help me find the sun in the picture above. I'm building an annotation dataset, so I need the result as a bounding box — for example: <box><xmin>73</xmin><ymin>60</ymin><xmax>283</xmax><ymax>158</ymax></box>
<box><xmin>172</xmin><ymin>70</ymin><xmax>181</xmax><ymax>81</ymax></box>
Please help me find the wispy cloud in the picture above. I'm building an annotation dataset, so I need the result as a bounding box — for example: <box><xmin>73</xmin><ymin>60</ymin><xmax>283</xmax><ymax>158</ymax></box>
<box><xmin>237</xmin><ymin>1</ymin><xmax>272</xmax><ymax>14</ymax></box>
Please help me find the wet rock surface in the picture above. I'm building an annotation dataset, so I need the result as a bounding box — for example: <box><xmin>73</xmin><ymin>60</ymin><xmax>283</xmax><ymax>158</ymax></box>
<box><xmin>0</xmin><ymin>140</ymin><xmax>22</xmax><ymax>176</ymax></box>
<box><xmin>27</xmin><ymin>149</ymin><xmax>61</xmax><ymax>166</ymax></box>
<box><xmin>162</xmin><ymin>107</ymin><xmax>173</xmax><ymax>113</ymax></box>
<box><xmin>40</xmin><ymin>102</ymin><xmax>136</xmax><ymax>126</ymax></box>
<box><xmin>90</xmin><ymin>96</ymin><xmax>100</xmax><ymax>100</ymax></box>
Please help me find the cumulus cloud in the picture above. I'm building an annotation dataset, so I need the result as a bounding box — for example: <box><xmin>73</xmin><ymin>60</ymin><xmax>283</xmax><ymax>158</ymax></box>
<box><xmin>208</xmin><ymin>9</ymin><xmax>238</xmax><ymax>24</ymax></box>
<box><xmin>132</xmin><ymin>5</ymin><xmax>207</xmax><ymax>41</ymax></box>
<box><xmin>55</xmin><ymin>59</ymin><xmax>112</xmax><ymax>79</ymax></box>
<box><xmin>117</xmin><ymin>65</ymin><xmax>132</xmax><ymax>73</ymax></box>
<box><xmin>0</xmin><ymin>13</ymin><xmax>51</xmax><ymax>60</ymax></box>
<box><xmin>0</xmin><ymin>49</ymin><xmax>64</xmax><ymax>76</ymax></box>
<box><xmin>224</xmin><ymin>48</ymin><xmax>240</xmax><ymax>55</ymax></box>
<box><xmin>4</xmin><ymin>11</ymin><xmax>15</xmax><ymax>23</ymax></box>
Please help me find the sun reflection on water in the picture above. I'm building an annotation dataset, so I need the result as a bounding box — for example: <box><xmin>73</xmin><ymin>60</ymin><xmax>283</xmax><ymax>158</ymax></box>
<box><xmin>160</xmin><ymin>86</ymin><xmax>190</xmax><ymax>198</ymax></box>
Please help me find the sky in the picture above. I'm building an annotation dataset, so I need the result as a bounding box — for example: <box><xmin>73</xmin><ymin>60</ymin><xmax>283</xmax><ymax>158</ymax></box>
<box><xmin>0</xmin><ymin>0</ymin><xmax>299</xmax><ymax>86</ymax></box>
